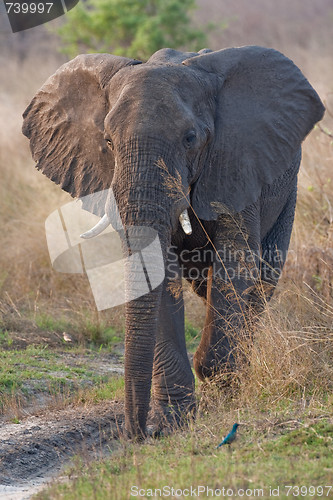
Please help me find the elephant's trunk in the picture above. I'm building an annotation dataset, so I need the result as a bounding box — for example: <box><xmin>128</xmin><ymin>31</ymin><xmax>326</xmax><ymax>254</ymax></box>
<box><xmin>110</xmin><ymin>139</ymin><xmax>176</xmax><ymax>438</ymax></box>
<box><xmin>124</xmin><ymin>275</ymin><xmax>164</xmax><ymax>437</ymax></box>
<box><xmin>121</xmin><ymin>218</ymin><xmax>169</xmax><ymax>438</ymax></box>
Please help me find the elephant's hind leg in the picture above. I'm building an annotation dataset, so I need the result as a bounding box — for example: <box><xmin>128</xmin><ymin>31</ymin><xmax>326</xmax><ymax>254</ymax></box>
<box><xmin>193</xmin><ymin>208</ymin><xmax>261</xmax><ymax>381</ymax></box>
<box><xmin>250</xmin><ymin>186</ymin><xmax>298</xmax><ymax>312</ymax></box>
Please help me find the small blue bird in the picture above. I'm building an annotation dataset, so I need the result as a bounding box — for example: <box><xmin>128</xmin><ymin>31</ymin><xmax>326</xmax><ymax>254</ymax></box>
<box><xmin>216</xmin><ymin>423</ymin><xmax>239</xmax><ymax>448</ymax></box>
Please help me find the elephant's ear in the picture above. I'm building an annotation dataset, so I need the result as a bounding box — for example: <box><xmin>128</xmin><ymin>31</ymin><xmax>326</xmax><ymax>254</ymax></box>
<box><xmin>23</xmin><ymin>54</ymin><xmax>141</xmax><ymax>214</ymax></box>
<box><xmin>183</xmin><ymin>46</ymin><xmax>325</xmax><ymax>219</ymax></box>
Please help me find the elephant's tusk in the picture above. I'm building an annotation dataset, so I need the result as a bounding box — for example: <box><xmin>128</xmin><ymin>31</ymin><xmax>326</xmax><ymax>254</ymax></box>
<box><xmin>80</xmin><ymin>214</ymin><xmax>111</xmax><ymax>239</ymax></box>
<box><xmin>179</xmin><ymin>209</ymin><xmax>192</xmax><ymax>235</ymax></box>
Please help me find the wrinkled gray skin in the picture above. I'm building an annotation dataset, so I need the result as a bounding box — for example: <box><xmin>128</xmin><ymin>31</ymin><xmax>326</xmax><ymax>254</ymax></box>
<box><xmin>22</xmin><ymin>46</ymin><xmax>324</xmax><ymax>439</ymax></box>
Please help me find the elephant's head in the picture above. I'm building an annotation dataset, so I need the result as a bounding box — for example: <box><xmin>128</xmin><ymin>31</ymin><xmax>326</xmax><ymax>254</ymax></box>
<box><xmin>22</xmin><ymin>46</ymin><xmax>324</xmax><ymax>437</ymax></box>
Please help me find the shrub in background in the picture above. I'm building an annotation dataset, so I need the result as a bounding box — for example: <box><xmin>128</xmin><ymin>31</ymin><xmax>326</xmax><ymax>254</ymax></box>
<box><xmin>57</xmin><ymin>0</ymin><xmax>207</xmax><ymax>60</ymax></box>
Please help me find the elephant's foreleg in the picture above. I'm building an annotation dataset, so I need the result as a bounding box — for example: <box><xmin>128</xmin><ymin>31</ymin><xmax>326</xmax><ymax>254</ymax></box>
<box><xmin>151</xmin><ymin>257</ymin><xmax>195</xmax><ymax>433</ymax></box>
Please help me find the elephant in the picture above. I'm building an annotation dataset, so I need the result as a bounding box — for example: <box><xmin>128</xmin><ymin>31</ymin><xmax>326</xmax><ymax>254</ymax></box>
<box><xmin>22</xmin><ymin>45</ymin><xmax>324</xmax><ymax>439</ymax></box>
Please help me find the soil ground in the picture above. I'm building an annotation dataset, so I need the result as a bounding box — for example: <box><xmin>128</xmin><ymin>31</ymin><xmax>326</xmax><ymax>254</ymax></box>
<box><xmin>0</xmin><ymin>329</ymin><xmax>125</xmax><ymax>500</ymax></box>
<box><xmin>0</xmin><ymin>400</ymin><xmax>124</xmax><ymax>499</ymax></box>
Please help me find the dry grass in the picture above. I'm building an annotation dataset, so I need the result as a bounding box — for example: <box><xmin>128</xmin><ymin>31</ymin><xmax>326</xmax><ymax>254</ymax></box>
<box><xmin>197</xmin><ymin>122</ymin><xmax>333</xmax><ymax>407</ymax></box>
<box><xmin>197</xmin><ymin>0</ymin><xmax>332</xmax><ymax>72</ymax></box>
<box><xmin>0</xmin><ymin>50</ymin><xmax>125</xmax><ymax>331</ymax></box>
<box><xmin>0</xmin><ymin>53</ymin><xmax>69</xmax><ymax>301</ymax></box>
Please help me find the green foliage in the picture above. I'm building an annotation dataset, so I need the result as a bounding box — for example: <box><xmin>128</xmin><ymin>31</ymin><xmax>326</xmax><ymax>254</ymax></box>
<box><xmin>34</xmin><ymin>313</ymin><xmax>71</xmax><ymax>333</ymax></box>
<box><xmin>0</xmin><ymin>329</ymin><xmax>13</xmax><ymax>347</ymax></box>
<box><xmin>57</xmin><ymin>0</ymin><xmax>207</xmax><ymax>60</ymax></box>
<box><xmin>83</xmin><ymin>322</ymin><xmax>123</xmax><ymax>346</ymax></box>
<box><xmin>184</xmin><ymin>319</ymin><xmax>200</xmax><ymax>352</ymax></box>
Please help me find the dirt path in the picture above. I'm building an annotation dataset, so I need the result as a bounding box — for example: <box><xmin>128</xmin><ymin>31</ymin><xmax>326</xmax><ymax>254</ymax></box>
<box><xmin>0</xmin><ymin>401</ymin><xmax>124</xmax><ymax>499</ymax></box>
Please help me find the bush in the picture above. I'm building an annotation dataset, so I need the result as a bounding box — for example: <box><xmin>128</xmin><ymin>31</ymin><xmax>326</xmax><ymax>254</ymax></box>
<box><xmin>57</xmin><ymin>0</ymin><xmax>207</xmax><ymax>60</ymax></box>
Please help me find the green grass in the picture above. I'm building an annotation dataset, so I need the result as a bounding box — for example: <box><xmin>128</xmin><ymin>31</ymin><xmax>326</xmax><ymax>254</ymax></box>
<box><xmin>0</xmin><ymin>345</ymin><xmax>124</xmax><ymax>414</ymax></box>
<box><xmin>35</xmin><ymin>410</ymin><xmax>333</xmax><ymax>500</ymax></box>
<box><xmin>185</xmin><ymin>320</ymin><xmax>201</xmax><ymax>352</ymax></box>
<box><xmin>34</xmin><ymin>313</ymin><xmax>73</xmax><ymax>332</ymax></box>
<box><xmin>0</xmin><ymin>329</ymin><xmax>13</xmax><ymax>347</ymax></box>
<box><xmin>78</xmin><ymin>376</ymin><xmax>125</xmax><ymax>405</ymax></box>
<box><xmin>33</xmin><ymin>312</ymin><xmax>124</xmax><ymax>346</ymax></box>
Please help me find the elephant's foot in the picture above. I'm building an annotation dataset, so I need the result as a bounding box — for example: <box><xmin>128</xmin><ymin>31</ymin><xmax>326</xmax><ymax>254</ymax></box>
<box><xmin>147</xmin><ymin>398</ymin><xmax>196</xmax><ymax>437</ymax></box>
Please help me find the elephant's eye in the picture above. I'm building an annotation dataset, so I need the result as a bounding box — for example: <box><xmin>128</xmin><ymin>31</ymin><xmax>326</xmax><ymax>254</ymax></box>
<box><xmin>184</xmin><ymin>131</ymin><xmax>197</xmax><ymax>149</ymax></box>
<box><xmin>105</xmin><ymin>137</ymin><xmax>114</xmax><ymax>150</ymax></box>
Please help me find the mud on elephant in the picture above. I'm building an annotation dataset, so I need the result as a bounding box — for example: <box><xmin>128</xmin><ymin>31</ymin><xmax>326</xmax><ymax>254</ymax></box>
<box><xmin>22</xmin><ymin>46</ymin><xmax>324</xmax><ymax>438</ymax></box>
